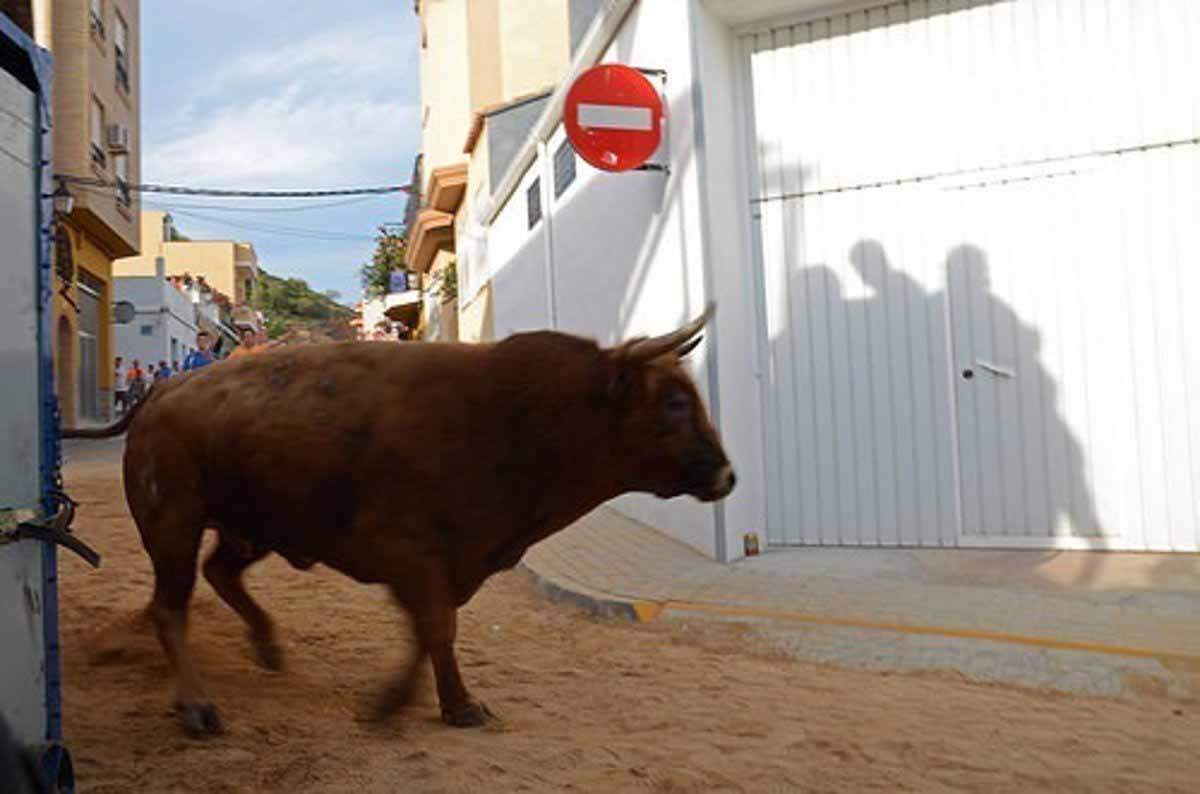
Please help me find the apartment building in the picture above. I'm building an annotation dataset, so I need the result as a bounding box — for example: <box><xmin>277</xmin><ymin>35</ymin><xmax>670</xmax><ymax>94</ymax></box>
<box><xmin>28</xmin><ymin>0</ymin><xmax>142</xmax><ymax>424</ymax></box>
<box><xmin>115</xmin><ymin>210</ymin><xmax>262</xmax><ymax>333</ymax></box>
<box><xmin>406</xmin><ymin>0</ymin><xmax>601</xmax><ymax>342</ymax></box>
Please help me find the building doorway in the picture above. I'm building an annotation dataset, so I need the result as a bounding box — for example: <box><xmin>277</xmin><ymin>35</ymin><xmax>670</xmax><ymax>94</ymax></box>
<box><xmin>55</xmin><ymin>314</ymin><xmax>75</xmax><ymax>426</ymax></box>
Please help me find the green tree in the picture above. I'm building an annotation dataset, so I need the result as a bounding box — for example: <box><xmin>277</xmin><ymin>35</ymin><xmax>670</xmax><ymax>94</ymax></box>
<box><xmin>360</xmin><ymin>225</ymin><xmax>407</xmax><ymax>298</ymax></box>
<box><xmin>258</xmin><ymin>269</ymin><xmax>354</xmax><ymax>341</ymax></box>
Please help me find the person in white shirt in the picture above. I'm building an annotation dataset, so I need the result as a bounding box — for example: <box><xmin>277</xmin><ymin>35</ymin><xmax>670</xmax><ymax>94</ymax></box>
<box><xmin>114</xmin><ymin>356</ymin><xmax>129</xmax><ymax>415</ymax></box>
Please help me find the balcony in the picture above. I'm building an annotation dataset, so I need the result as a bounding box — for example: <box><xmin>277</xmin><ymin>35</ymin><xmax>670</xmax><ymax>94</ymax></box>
<box><xmin>403</xmin><ymin>209</ymin><xmax>454</xmax><ymax>273</ymax></box>
<box><xmin>383</xmin><ymin>288</ymin><xmax>422</xmax><ymax>328</ymax></box>
<box><xmin>427</xmin><ymin>164</ymin><xmax>467</xmax><ymax>214</ymax></box>
<box><xmin>402</xmin><ymin>153</ymin><xmax>423</xmax><ymax>238</ymax></box>
<box><xmin>231</xmin><ymin>305</ymin><xmax>258</xmax><ymax>329</ymax></box>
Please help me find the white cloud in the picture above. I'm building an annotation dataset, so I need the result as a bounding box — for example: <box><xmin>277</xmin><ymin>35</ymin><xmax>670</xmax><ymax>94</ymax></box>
<box><xmin>146</xmin><ymin>86</ymin><xmax>417</xmax><ymax>188</ymax></box>
<box><xmin>144</xmin><ymin>17</ymin><xmax>419</xmax><ymax>190</ymax></box>
<box><xmin>215</xmin><ymin>24</ymin><xmax>411</xmax><ymax>88</ymax></box>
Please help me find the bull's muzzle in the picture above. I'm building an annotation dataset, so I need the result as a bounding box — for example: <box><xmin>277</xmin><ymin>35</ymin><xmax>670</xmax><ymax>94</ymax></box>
<box><xmin>696</xmin><ymin>463</ymin><xmax>737</xmax><ymax>502</ymax></box>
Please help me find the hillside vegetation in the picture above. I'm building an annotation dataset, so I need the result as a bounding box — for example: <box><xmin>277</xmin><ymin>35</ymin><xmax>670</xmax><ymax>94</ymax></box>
<box><xmin>258</xmin><ymin>270</ymin><xmax>355</xmax><ymax>344</ymax></box>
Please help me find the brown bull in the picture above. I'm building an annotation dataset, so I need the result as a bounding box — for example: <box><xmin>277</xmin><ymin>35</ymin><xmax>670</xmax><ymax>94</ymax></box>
<box><xmin>64</xmin><ymin>305</ymin><xmax>735</xmax><ymax>736</ymax></box>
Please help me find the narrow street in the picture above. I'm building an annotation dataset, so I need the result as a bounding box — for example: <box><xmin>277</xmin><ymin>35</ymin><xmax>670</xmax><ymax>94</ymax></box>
<box><xmin>58</xmin><ymin>441</ymin><xmax>1197</xmax><ymax>793</ymax></box>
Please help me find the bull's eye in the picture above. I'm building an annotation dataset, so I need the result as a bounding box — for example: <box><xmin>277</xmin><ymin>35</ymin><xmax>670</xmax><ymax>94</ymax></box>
<box><xmin>663</xmin><ymin>392</ymin><xmax>691</xmax><ymax>423</ymax></box>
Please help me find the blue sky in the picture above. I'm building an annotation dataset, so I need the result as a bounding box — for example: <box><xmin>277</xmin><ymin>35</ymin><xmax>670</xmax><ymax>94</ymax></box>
<box><xmin>140</xmin><ymin>0</ymin><xmax>420</xmax><ymax>305</ymax></box>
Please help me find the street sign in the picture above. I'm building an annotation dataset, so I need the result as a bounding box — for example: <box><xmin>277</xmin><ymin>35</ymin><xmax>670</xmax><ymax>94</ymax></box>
<box><xmin>564</xmin><ymin>64</ymin><xmax>664</xmax><ymax>172</ymax></box>
<box><xmin>112</xmin><ymin>300</ymin><xmax>135</xmax><ymax>324</ymax></box>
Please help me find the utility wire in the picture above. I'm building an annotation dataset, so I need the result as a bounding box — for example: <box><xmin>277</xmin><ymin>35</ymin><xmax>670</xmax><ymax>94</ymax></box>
<box><xmin>56</xmin><ymin>174</ymin><xmax>412</xmax><ymax>198</ymax></box>
<box><xmin>69</xmin><ymin>183</ymin><xmax>384</xmax><ymax>242</ymax></box>
<box><xmin>159</xmin><ymin>207</ymin><xmax>378</xmax><ymax>241</ymax></box>
<box><xmin>137</xmin><ymin>194</ymin><xmax>390</xmax><ymax>213</ymax></box>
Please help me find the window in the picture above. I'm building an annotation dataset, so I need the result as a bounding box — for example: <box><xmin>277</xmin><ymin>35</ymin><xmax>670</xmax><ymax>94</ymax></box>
<box><xmin>527</xmin><ymin>177</ymin><xmax>542</xmax><ymax>230</ymax></box>
<box><xmin>114</xmin><ymin>13</ymin><xmax>130</xmax><ymax>92</ymax></box>
<box><xmin>89</xmin><ymin>0</ymin><xmax>105</xmax><ymax>39</ymax></box>
<box><xmin>553</xmin><ymin>140</ymin><xmax>576</xmax><ymax>199</ymax></box>
<box><xmin>244</xmin><ymin>278</ymin><xmax>253</xmax><ymax>301</ymax></box>
<box><xmin>90</xmin><ymin>96</ymin><xmax>106</xmax><ymax>168</ymax></box>
<box><xmin>140</xmin><ymin>324</ymin><xmax>154</xmax><ymax>336</ymax></box>
<box><xmin>114</xmin><ymin>154</ymin><xmax>130</xmax><ymax>206</ymax></box>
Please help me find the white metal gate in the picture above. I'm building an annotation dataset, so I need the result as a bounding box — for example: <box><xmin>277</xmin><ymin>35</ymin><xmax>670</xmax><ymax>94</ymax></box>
<box><xmin>744</xmin><ymin>0</ymin><xmax>1200</xmax><ymax>551</ymax></box>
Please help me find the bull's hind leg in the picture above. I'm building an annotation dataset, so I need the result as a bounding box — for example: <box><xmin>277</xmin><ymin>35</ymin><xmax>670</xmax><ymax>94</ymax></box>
<box><xmin>141</xmin><ymin>517</ymin><xmax>223</xmax><ymax>737</ymax></box>
<box><xmin>366</xmin><ymin>648</ymin><xmax>428</xmax><ymax>722</ymax></box>
<box><xmin>202</xmin><ymin>536</ymin><xmax>284</xmax><ymax>671</ymax></box>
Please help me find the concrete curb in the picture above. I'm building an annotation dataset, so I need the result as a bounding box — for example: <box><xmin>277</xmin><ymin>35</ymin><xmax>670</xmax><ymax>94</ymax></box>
<box><xmin>519</xmin><ymin>563</ymin><xmax>647</xmax><ymax>622</ymax></box>
<box><xmin>520</xmin><ymin>559</ymin><xmax>1195</xmax><ymax>700</ymax></box>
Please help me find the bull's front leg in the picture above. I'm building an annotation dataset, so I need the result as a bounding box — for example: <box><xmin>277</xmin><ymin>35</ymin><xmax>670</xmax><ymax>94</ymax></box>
<box><xmin>387</xmin><ymin>568</ymin><xmax>496</xmax><ymax>728</ymax></box>
<box><xmin>415</xmin><ymin>605</ymin><xmax>496</xmax><ymax>727</ymax></box>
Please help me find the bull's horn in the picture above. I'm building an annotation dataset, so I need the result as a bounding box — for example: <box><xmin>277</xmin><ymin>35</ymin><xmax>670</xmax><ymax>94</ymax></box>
<box><xmin>626</xmin><ymin>302</ymin><xmax>716</xmax><ymax>362</ymax></box>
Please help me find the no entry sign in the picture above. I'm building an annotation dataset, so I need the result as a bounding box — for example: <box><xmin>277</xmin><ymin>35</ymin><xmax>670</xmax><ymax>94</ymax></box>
<box><xmin>564</xmin><ymin>64</ymin><xmax>664</xmax><ymax>172</ymax></box>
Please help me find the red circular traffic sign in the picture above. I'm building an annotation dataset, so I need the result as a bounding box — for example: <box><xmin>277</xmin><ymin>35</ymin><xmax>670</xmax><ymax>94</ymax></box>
<box><xmin>564</xmin><ymin>64</ymin><xmax>663</xmax><ymax>172</ymax></box>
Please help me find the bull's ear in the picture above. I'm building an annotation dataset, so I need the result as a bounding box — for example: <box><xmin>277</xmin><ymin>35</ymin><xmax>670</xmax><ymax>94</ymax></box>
<box><xmin>603</xmin><ymin>345</ymin><xmax>641</xmax><ymax>408</ymax></box>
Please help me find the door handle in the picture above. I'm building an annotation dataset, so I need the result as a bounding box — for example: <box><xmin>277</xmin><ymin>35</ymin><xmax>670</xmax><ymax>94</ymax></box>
<box><xmin>975</xmin><ymin>360</ymin><xmax>1015</xmax><ymax>379</ymax></box>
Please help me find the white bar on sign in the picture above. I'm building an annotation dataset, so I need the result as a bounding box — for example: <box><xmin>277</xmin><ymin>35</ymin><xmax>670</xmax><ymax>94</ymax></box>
<box><xmin>577</xmin><ymin>103</ymin><xmax>653</xmax><ymax>131</ymax></box>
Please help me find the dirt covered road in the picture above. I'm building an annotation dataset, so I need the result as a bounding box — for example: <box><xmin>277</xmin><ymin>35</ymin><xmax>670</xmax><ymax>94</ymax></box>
<box><xmin>57</xmin><ymin>441</ymin><xmax>1197</xmax><ymax>793</ymax></box>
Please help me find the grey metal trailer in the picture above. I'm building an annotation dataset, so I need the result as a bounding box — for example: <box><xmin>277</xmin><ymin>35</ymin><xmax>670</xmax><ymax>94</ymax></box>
<box><xmin>1</xmin><ymin>13</ymin><xmax>97</xmax><ymax>792</ymax></box>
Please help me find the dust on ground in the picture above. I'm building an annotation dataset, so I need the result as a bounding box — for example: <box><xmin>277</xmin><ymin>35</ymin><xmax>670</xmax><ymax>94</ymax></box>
<box><xmin>58</xmin><ymin>442</ymin><xmax>1197</xmax><ymax>793</ymax></box>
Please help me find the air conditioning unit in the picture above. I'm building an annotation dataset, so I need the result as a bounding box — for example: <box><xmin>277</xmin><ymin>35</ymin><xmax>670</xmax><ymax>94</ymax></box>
<box><xmin>106</xmin><ymin>123</ymin><xmax>130</xmax><ymax>154</ymax></box>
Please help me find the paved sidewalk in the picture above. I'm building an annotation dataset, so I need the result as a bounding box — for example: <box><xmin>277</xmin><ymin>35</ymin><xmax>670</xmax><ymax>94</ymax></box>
<box><xmin>523</xmin><ymin>508</ymin><xmax>1200</xmax><ymax>698</ymax></box>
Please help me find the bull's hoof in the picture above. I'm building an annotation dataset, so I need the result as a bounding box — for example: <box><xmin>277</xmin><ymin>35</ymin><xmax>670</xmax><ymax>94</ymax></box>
<box><xmin>176</xmin><ymin>702</ymin><xmax>224</xmax><ymax>738</ymax></box>
<box><xmin>252</xmin><ymin>639</ymin><xmax>286</xmax><ymax>672</ymax></box>
<box><xmin>442</xmin><ymin>701</ymin><xmax>497</xmax><ymax>728</ymax></box>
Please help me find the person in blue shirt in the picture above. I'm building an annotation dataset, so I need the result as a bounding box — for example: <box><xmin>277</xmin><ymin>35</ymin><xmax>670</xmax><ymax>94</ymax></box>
<box><xmin>182</xmin><ymin>330</ymin><xmax>217</xmax><ymax>371</ymax></box>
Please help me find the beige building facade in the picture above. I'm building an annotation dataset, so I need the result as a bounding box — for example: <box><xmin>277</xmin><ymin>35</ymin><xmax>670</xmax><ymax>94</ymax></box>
<box><xmin>115</xmin><ymin>211</ymin><xmax>261</xmax><ymax>330</ymax></box>
<box><xmin>24</xmin><ymin>0</ymin><xmax>142</xmax><ymax>424</ymax></box>
<box><xmin>407</xmin><ymin>0</ymin><xmax>591</xmax><ymax>342</ymax></box>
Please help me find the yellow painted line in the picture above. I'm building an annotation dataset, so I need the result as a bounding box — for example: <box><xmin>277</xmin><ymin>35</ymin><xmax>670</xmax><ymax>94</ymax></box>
<box><xmin>631</xmin><ymin>599</ymin><xmax>1200</xmax><ymax>664</ymax></box>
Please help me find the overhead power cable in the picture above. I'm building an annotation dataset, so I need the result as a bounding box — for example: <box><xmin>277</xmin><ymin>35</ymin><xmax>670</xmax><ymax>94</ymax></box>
<box><xmin>151</xmin><ymin>207</ymin><xmax>378</xmax><ymax>242</ymax></box>
<box><xmin>134</xmin><ymin>194</ymin><xmax>389</xmax><ymax>213</ymax></box>
<box><xmin>67</xmin><ymin>183</ymin><xmax>387</xmax><ymax>242</ymax></box>
<box><xmin>56</xmin><ymin>174</ymin><xmax>412</xmax><ymax>198</ymax></box>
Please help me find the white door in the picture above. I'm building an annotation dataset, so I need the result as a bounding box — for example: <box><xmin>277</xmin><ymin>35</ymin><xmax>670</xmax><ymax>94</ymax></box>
<box><xmin>745</xmin><ymin>0</ymin><xmax>1200</xmax><ymax>551</ymax></box>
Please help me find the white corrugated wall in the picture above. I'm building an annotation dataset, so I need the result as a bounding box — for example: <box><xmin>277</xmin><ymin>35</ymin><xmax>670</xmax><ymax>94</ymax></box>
<box><xmin>744</xmin><ymin>0</ymin><xmax>1200</xmax><ymax>551</ymax></box>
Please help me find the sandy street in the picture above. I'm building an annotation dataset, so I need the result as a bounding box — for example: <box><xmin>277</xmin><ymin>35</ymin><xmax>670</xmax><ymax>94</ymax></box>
<box><xmin>57</xmin><ymin>442</ymin><xmax>1197</xmax><ymax>793</ymax></box>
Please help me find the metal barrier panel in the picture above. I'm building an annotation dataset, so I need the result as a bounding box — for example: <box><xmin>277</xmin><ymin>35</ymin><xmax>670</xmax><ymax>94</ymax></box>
<box><xmin>0</xmin><ymin>37</ymin><xmax>47</xmax><ymax>749</ymax></box>
<box><xmin>0</xmin><ymin>14</ymin><xmax>73</xmax><ymax>790</ymax></box>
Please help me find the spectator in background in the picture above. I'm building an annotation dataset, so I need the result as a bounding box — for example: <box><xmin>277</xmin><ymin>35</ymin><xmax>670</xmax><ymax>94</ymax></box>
<box><xmin>127</xmin><ymin>359</ymin><xmax>147</xmax><ymax>404</ymax></box>
<box><xmin>114</xmin><ymin>356</ymin><xmax>128</xmax><ymax>415</ymax></box>
<box><xmin>183</xmin><ymin>330</ymin><xmax>217</xmax><ymax>371</ymax></box>
<box><xmin>155</xmin><ymin>360</ymin><xmax>171</xmax><ymax>382</ymax></box>
<box><xmin>228</xmin><ymin>327</ymin><xmax>259</xmax><ymax>359</ymax></box>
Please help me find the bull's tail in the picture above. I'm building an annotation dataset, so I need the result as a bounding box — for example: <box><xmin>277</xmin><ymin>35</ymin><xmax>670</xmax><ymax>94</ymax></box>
<box><xmin>61</xmin><ymin>389</ymin><xmax>148</xmax><ymax>439</ymax></box>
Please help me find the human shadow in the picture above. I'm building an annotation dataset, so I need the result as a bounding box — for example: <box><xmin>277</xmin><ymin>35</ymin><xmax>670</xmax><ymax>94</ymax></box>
<box><xmin>943</xmin><ymin>243</ymin><xmax>1101</xmax><ymax>541</ymax></box>
<box><xmin>766</xmin><ymin>238</ymin><xmax>1103</xmax><ymax>550</ymax></box>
